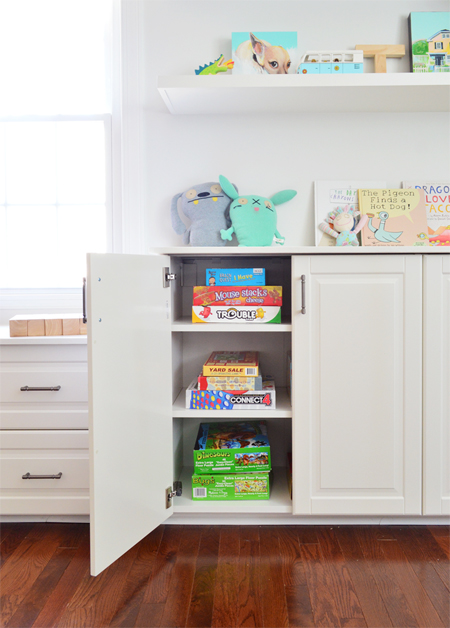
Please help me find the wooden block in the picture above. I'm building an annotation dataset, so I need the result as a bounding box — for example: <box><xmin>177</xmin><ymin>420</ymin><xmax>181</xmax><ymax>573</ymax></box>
<box><xmin>9</xmin><ymin>319</ymin><xmax>28</xmax><ymax>337</ymax></box>
<box><xmin>28</xmin><ymin>319</ymin><xmax>45</xmax><ymax>336</ymax></box>
<box><xmin>79</xmin><ymin>319</ymin><xmax>87</xmax><ymax>335</ymax></box>
<box><xmin>44</xmin><ymin>318</ymin><xmax>63</xmax><ymax>336</ymax></box>
<box><xmin>62</xmin><ymin>318</ymin><xmax>80</xmax><ymax>335</ymax></box>
<box><xmin>355</xmin><ymin>45</ymin><xmax>405</xmax><ymax>73</ymax></box>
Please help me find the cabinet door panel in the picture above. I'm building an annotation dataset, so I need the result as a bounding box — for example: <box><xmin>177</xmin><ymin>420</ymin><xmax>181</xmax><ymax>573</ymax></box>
<box><xmin>88</xmin><ymin>253</ymin><xmax>172</xmax><ymax>575</ymax></box>
<box><xmin>423</xmin><ymin>255</ymin><xmax>450</xmax><ymax>515</ymax></box>
<box><xmin>292</xmin><ymin>255</ymin><xmax>422</xmax><ymax>516</ymax></box>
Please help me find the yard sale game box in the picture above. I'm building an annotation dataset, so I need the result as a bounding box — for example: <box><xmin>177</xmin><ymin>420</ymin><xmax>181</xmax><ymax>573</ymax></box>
<box><xmin>193</xmin><ymin>421</ymin><xmax>272</xmax><ymax>474</ymax></box>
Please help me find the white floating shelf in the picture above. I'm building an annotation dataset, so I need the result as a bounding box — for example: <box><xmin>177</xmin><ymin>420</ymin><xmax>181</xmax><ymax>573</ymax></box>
<box><xmin>172</xmin><ymin>387</ymin><xmax>292</xmax><ymax>418</ymax></box>
<box><xmin>157</xmin><ymin>73</ymin><xmax>450</xmax><ymax>114</ymax></box>
<box><xmin>174</xmin><ymin>466</ymin><xmax>292</xmax><ymax>514</ymax></box>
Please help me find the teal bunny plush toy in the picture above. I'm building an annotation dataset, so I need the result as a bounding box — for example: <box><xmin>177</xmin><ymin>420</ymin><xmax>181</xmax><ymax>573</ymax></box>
<box><xmin>219</xmin><ymin>175</ymin><xmax>297</xmax><ymax>246</ymax></box>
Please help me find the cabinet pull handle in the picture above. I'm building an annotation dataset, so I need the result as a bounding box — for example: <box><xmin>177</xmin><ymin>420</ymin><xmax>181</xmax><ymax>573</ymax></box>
<box><xmin>22</xmin><ymin>472</ymin><xmax>63</xmax><ymax>480</ymax></box>
<box><xmin>301</xmin><ymin>275</ymin><xmax>306</xmax><ymax>314</ymax></box>
<box><xmin>82</xmin><ymin>277</ymin><xmax>87</xmax><ymax>324</ymax></box>
<box><xmin>20</xmin><ymin>386</ymin><xmax>61</xmax><ymax>392</ymax></box>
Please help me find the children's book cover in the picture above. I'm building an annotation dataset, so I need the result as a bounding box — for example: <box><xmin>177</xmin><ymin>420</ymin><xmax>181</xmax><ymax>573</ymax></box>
<box><xmin>358</xmin><ymin>189</ymin><xmax>428</xmax><ymax>247</ymax></box>
<box><xmin>409</xmin><ymin>12</ymin><xmax>450</xmax><ymax>73</ymax></box>
<box><xmin>314</xmin><ymin>180</ymin><xmax>387</xmax><ymax>246</ymax></box>
<box><xmin>402</xmin><ymin>182</ymin><xmax>450</xmax><ymax>246</ymax></box>
<box><xmin>232</xmin><ymin>32</ymin><xmax>298</xmax><ymax>74</ymax></box>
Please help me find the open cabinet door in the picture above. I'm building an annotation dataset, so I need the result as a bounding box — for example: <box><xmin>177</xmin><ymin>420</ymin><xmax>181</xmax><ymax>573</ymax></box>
<box><xmin>87</xmin><ymin>253</ymin><xmax>173</xmax><ymax>575</ymax></box>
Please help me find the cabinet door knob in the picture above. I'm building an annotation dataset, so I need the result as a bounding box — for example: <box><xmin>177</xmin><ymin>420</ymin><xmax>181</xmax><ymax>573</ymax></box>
<box><xmin>22</xmin><ymin>472</ymin><xmax>63</xmax><ymax>480</ymax></box>
<box><xmin>301</xmin><ymin>275</ymin><xmax>306</xmax><ymax>314</ymax></box>
<box><xmin>20</xmin><ymin>386</ymin><xmax>61</xmax><ymax>392</ymax></box>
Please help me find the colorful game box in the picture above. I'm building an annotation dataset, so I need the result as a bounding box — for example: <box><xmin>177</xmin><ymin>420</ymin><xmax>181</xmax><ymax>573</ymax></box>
<box><xmin>206</xmin><ymin>268</ymin><xmax>266</xmax><ymax>286</ymax></box>
<box><xmin>192</xmin><ymin>472</ymin><xmax>270</xmax><ymax>500</ymax></box>
<box><xmin>202</xmin><ymin>351</ymin><xmax>259</xmax><ymax>376</ymax></box>
<box><xmin>193</xmin><ymin>304</ymin><xmax>281</xmax><ymax>324</ymax></box>
<box><xmin>193</xmin><ymin>286</ymin><xmax>282</xmax><ymax>308</ymax></box>
<box><xmin>193</xmin><ymin>421</ymin><xmax>271</xmax><ymax>474</ymax></box>
<box><xmin>198</xmin><ymin>373</ymin><xmax>263</xmax><ymax>391</ymax></box>
<box><xmin>186</xmin><ymin>379</ymin><xmax>276</xmax><ymax>411</ymax></box>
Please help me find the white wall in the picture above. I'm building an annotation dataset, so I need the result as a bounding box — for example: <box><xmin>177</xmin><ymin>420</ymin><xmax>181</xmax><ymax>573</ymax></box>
<box><xmin>123</xmin><ymin>0</ymin><xmax>450</xmax><ymax>251</ymax></box>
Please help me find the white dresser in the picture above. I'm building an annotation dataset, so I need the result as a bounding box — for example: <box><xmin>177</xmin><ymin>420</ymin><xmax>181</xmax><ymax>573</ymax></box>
<box><xmin>0</xmin><ymin>328</ymin><xmax>89</xmax><ymax>516</ymax></box>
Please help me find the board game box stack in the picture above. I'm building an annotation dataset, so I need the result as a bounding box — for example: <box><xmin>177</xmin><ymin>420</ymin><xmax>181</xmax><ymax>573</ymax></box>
<box><xmin>192</xmin><ymin>420</ymin><xmax>271</xmax><ymax>501</ymax></box>
<box><xmin>192</xmin><ymin>267</ymin><xmax>282</xmax><ymax>324</ymax></box>
<box><xmin>186</xmin><ymin>351</ymin><xmax>276</xmax><ymax>410</ymax></box>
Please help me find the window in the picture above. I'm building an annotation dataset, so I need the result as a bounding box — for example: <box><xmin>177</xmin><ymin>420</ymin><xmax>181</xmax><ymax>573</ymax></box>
<box><xmin>0</xmin><ymin>0</ymin><xmax>113</xmax><ymax>292</ymax></box>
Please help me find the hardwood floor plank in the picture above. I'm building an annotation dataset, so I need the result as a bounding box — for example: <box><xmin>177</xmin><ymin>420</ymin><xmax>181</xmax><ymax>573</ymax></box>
<box><xmin>335</xmin><ymin>527</ymin><xmax>392</xmax><ymax>628</ymax></box>
<box><xmin>0</xmin><ymin>523</ymin><xmax>36</xmax><ymax>569</ymax></box>
<box><xmin>31</xmin><ymin>529</ymin><xmax>90</xmax><ymax>628</ymax></box>
<box><xmin>377</xmin><ymin>535</ymin><xmax>444</xmax><ymax>627</ymax></box>
<box><xmin>186</xmin><ymin>526</ymin><xmax>220</xmax><ymax>628</ymax></box>
<box><xmin>143</xmin><ymin>525</ymin><xmax>183</xmax><ymax>605</ymax></box>
<box><xmin>211</xmin><ymin>526</ymin><xmax>240</xmax><ymax>628</ymax></box>
<box><xmin>6</xmin><ymin>546</ymin><xmax>77</xmax><ymax>628</ymax></box>
<box><xmin>388</xmin><ymin>526</ymin><xmax>450</xmax><ymax>627</ymax></box>
<box><xmin>355</xmin><ymin>527</ymin><xmax>419</xmax><ymax>628</ymax></box>
<box><xmin>109</xmin><ymin>525</ymin><xmax>164</xmax><ymax>628</ymax></box>
<box><xmin>297</xmin><ymin>526</ymin><xmax>320</xmax><ymax>544</ymax></box>
<box><xmin>427</xmin><ymin>525</ymin><xmax>450</xmax><ymax>538</ymax></box>
<box><xmin>0</xmin><ymin>523</ymin><xmax>74</xmax><ymax>626</ymax></box>
<box><xmin>236</xmin><ymin>526</ymin><xmax>262</xmax><ymax>628</ymax></box>
<box><xmin>300</xmin><ymin>542</ymin><xmax>341</xmax><ymax>628</ymax></box>
<box><xmin>258</xmin><ymin>526</ymin><xmax>289</xmax><ymax>628</ymax></box>
<box><xmin>278</xmin><ymin>526</ymin><xmax>315</xmax><ymax>627</ymax></box>
<box><xmin>314</xmin><ymin>527</ymin><xmax>366</xmax><ymax>626</ymax></box>
<box><xmin>407</xmin><ymin>526</ymin><xmax>450</xmax><ymax>591</ymax></box>
<box><xmin>159</xmin><ymin>525</ymin><xmax>203</xmax><ymax>627</ymax></box>
<box><xmin>431</xmin><ymin>533</ymin><xmax>449</xmax><ymax>559</ymax></box>
<box><xmin>134</xmin><ymin>603</ymin><xmax>165</xmax><ymax>628</ymax></box>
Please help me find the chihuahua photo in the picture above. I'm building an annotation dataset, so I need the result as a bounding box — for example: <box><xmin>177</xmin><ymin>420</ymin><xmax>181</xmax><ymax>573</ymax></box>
<box><xmin>232</xmin><ymin>31</ymin><xmax>298</xmax><ymax>74</ymax></box>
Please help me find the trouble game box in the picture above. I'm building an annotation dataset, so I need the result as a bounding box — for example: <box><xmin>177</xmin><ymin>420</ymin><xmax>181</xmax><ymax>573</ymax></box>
<box><xmin>192</xmin><ymin>472</ymin><xmax>270</xmax><ymax>500</ymax></box>
<box><xmin>193</xmin><ymin>421</ymin><xmax>271</xmax><ymax>474</ymax></box>
<box><xmin>192</xmin><ymin>286</ymin><xmax>282</xmax><ymax>324</ymax></box>
<box><xmin>186</xmin><ymin>379</ymin><xmax>276</xmax><ymax>410</ymax></box>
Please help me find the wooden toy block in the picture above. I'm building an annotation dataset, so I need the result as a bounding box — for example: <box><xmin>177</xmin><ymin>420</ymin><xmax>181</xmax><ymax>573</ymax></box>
<box><xmin>63</xmin><ymin>318</ymin><xmax>80</xmax><ymax>335</ymax></box>
<box><xmin>28</xmin><ymin>318</ymin><xmax>45</xmax><ymax>336</ymax></box>
<box><xmin>355</xmin><ymin>45</ymin><xmax>405</xmax><ymax>73</ymax></box>
<box><xmin>79</xmin><ymin>319</ymin><xmax>87</xmax><ymax>335</ymax></box>
<box><xmin>9</xmin><ymin>318</ymin><xmax>28</xmax><ymax>337</ymax></box>
<box><xmin>44</xmin><ymin>318</ymin><xmax>63</xmax><ymax>336</ymax></box>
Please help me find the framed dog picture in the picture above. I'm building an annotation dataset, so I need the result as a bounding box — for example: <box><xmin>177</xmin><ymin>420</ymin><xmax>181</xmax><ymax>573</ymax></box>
<box><xmin>232</xmin><ymin>32</ymin><xmax>298</xmax><ymax>74</ymax></box>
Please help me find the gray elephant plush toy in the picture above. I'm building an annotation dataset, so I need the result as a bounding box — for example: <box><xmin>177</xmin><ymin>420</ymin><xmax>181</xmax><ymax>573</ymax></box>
<box><xmin>170</xmin><ymin>181</ymin><xmax>237</xmax><ymax>246</ymax></box>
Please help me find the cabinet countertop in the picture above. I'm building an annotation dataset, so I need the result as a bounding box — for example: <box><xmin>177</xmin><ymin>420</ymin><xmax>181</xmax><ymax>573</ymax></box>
<box><xmin>151</xmin><ymin>246</ymin><xmax>450</xmax><ymax>256</ymax></box>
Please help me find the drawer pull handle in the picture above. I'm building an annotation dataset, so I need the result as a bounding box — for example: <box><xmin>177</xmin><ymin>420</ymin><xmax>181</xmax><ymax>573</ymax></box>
<box><xmin>20</xmin><ymin>386</ymin><xmax>61</xmax><ymax>392</ymax></box>
<box><xmin>22</xmin><ymin>472</ymin><xmax>63</xmax><ymax>480</ymax></box>
<box><xmin>300</xmin><ymin>275</ymin><xmax>306</xmax><ymax>314</ymax></box>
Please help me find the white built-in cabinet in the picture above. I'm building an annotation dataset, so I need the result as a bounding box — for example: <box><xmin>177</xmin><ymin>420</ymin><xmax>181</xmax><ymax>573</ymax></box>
<box><xmin>88</xmin><ymin>249</ymin><xmax>448</xmax><ymax>575</ymax></box>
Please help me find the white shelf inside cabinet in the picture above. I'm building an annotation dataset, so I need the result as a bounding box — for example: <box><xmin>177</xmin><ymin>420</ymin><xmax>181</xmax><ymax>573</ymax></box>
<box><xmin>173</xmin><ymin>387</ymin><xmax>291</xmax><ymax>418</ymax></box>
<box><xmin>174</xmin><ymin>466</ymin><xmax>292</xmax><ymax>514</ymax></box>
<box><xmin>157</xmin><ymin>73</ymin><xmax>450</xmax><ymax>115</ymax></box>
<box><xmin>172</xmin><ymin>317</ymin><xmax>292</xmax><ymax>332</ymax></box>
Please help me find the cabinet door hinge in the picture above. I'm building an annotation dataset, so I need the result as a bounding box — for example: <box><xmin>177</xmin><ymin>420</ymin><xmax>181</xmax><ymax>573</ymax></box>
<box><xmin>163</xmin><ymin>267</ymin><xmax>177</xmax><ymax>288</ymax></box>
<box><xmin>165</xmin><ymin>481</ymin><xmax>182</xmax><ymax>508</ymax></box>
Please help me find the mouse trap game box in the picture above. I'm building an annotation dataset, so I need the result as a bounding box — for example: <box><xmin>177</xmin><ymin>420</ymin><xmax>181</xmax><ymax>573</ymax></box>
<box><xmin>192</xmin><ymin>286</ymin><xmax>282</xmax><ymax>324</ymax></box>
<box><xmin>192</xmin><ymin>472</ymin><xmax>271</xmax><ymax>501</ymax></box>
<box><xmin>193</xmin><ymin>421</ymin><xmax>272</xmax><ymax>474</ymax></box>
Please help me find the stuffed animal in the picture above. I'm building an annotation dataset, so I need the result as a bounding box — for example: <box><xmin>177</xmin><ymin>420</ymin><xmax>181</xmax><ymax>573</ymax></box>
<box><xmin>218</xmin><ymin>175</ymin><xmax>297</xmax><ymax>246</ymax></box>
<box><xmin>170</xmin><ymin>181</ymin><xmax>236</xmax><ymax>246</ymax></box>
<box><xmin>318</xmin><ymin>205</ymin><xmax>368</xmax><ymax>246</ymax></box>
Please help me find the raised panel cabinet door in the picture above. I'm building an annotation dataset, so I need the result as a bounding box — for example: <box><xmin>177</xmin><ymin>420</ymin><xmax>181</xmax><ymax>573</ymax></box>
<box><xmin>88</xmin><ymin>253</ymin><xmax>173</xmax><ymax>576</ymax></box>
<box><xmin>292</xmin><ymin>254</ymin><xmax>422</xmax><ymax>516</ymax></box>
<box><xmin>423</xmin><ymin>255</ymin><xmax>450</xmax><ymax>515</ymax></box>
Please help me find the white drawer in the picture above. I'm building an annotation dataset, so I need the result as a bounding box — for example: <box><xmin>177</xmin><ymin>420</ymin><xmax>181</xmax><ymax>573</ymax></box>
<box><xmin>0</xmin><ymin>363</ymin><xmax>88</xmax><ymax>403</ymax></box>
<box><xmin>0</xmin><ymin>430</ymin><xmax>89</xmax><ymax>515</ymax></box>
<box><xmin>0</xmin><ymin>405</ymin><xmax>88</xmax><ymax>430</ymax></box>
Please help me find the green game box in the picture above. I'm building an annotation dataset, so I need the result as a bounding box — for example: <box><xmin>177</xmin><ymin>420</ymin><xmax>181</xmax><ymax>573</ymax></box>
<box><xmin>193</xmin><ymin>421</ymin><xmax>271</xmax><ymax>474</ymax></box>
<box><xmin>192</xmin><ymin>472</ymin><xmax>270</xmax><ymax>501</ymax></box>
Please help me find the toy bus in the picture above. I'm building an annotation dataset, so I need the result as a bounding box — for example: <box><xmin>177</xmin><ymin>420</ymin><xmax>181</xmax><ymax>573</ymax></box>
<box><xmin>297</xmin><ymin>50</ymin><xmax>364</xmax><ymax>74</ymax></box>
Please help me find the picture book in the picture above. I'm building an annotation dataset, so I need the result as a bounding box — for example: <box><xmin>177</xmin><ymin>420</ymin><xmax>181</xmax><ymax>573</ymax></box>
<box><xmin>202</xmin><ymin>351</ymin><xmax>259</xmax><ymax>376</ymax></box>
<box><xmin>232</xmin><ymin>32</ymin><xmax>298</xmax><ymax>75</ymax></box>
<box><xmin>409</xmin><ymin>12</ymin><xmax>450</xmax><ymax>73</ymax></box>
<box><xmin>206</xmin><ymin>268</ymin><xmax>265</xmax><ymax>286</ymax></box>
<box><xmin>358</xmin><ymin>188</ymin><xmax>428</xmax><ymax>247</ymax></box>
<box><xmin>314</xmin><ymin>180</ymin><xmax>387</xmax><ymax>246</ymax></box>
<box><xmin>402</xmin><ymin>182</ymin><xmax>450</xmax><ymax>246</ymax></box>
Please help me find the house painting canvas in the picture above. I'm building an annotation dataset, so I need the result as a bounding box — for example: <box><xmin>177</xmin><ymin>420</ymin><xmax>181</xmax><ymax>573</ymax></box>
<box><xmin>232</xmin><ymin>32</ymin><xmax>298</xmax><ymax>74</ymax></box>
<box><xmin>409</xmin><ymin>12</ymin><xmax>450</xmax><ymax>72</ymax></box>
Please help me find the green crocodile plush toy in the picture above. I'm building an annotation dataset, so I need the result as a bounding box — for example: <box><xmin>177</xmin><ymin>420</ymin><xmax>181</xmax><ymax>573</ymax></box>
<box><xmin>219</xmin><ymin>175</ymin><xmax>297</xmax><ymax>246</ymax></box>
<box><xmin>195</xmin><ymin>55</ymin><xmax>234</xmax><ymax>75</ymax></box>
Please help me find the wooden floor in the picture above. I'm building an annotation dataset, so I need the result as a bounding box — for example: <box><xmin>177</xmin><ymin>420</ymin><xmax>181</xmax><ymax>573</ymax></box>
<box><xmin>0</xmin><ymin>523</ymin><xmax>448</xmax><ymax>628</ymax></box>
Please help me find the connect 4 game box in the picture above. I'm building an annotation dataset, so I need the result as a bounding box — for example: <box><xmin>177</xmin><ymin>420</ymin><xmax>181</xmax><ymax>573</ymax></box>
<box><xmin>193</xmin><ymin>421</ymin><xmax>271</xmax><ymax>474</ymax></box>
<box><xmin>186</xmin><ymin>378</ymin><xmax>276</xmax><ymax>410</ymax></box>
